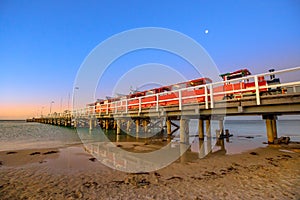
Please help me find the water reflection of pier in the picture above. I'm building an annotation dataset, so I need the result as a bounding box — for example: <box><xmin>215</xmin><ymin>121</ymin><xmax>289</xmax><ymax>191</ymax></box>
<box><xmin>83</xmin><ymin>129</ymin><xmax>230</xmax><ymax>171</ymax></box>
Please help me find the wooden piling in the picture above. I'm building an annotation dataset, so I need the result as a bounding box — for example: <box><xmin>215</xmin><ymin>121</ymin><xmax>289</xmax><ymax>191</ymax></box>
<box><xmin>105</xmin><ymin>119</ymin><xmax>109</xmax><ymax>130</ymax></box>
<box><xmin>113</xmin><ymin>120</ymin><xmax>117</xmax><ymax>129</ymax></box>
<box><xmin>219</xmin><ymin>119</ymin><xmax>224</xmax><ymax>135</ymax></box>
<box><xmin>135</xmin><ymin>119</ymin><xmax>140</xmax><ymax>136</ymax></box>
<box><xmin>198</xmin><ymin>119</ymin><xmax>204</xmax><ymax>139</ymax></box>
<box><xmin>166</xmin><ymin>119</ymin><xmax>172</xmax><ymax>135</ymax></box>
<box><xmin>266</xmin><ymin>119</ymin><xmax>274</xmax><ymax>143</ymax></box>
<box><xmin>206</xmin><ymin>119</ymin><xmax>211</xmax><ymax>138</ymax></box>
<box><xmin>263</xmin><ymin>115</ymin><xmax>278</xmax><ymax>144</ymax></box>
<box><xmin>142</xmin><ymin>119</ymin><xmax>148</xmax><ymax>133</ymax></box>
<box><xmin>271</xmin><ymin>119</ymin><xmax>278</xmax><ymax>139</ymax></box>
<box><xmin>126</xmin><ymin>120</ymin><xmax>131</xmax><ymax>133</ymax></box>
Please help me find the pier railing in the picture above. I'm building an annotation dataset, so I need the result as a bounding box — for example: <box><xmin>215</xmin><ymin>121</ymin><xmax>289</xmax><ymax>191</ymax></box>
<box><xmin>66</xmin><ymin>66</ymin><xmax>300</xmax><ymax>118</ymax></box>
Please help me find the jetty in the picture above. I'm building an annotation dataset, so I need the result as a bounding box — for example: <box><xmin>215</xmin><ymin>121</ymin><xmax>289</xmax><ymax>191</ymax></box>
<box><xmin>29</xmin><ymin>67</ymin><xmax>300</xmax><ymax>144</ymax></box>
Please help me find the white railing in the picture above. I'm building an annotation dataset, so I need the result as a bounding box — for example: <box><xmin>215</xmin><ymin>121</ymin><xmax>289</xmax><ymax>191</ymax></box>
<box><xmin>73</xmin><ymin>66</ymin><xmax>300</xmax><ymax>117</ymax></box>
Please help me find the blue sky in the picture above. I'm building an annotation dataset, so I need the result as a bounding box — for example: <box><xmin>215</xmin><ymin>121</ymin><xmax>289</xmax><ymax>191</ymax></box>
<box><xmin>0</xmin><ymin>0</ymin><xmax>300</xmax><ymax>119</ymax></box>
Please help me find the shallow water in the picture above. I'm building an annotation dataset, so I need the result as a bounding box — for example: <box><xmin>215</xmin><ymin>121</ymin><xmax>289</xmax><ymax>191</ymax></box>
<box><xmin>0</xmin><ymin>120</ymin><xmax>299</xmax><ymax>154</ymax></box>
<box><xmin>0</xmin><ymin>120</ymin><xmax>81</xmax><ymax>151</ymax></box>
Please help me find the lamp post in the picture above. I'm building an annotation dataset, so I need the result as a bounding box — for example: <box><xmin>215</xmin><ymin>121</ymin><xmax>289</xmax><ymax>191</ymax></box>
<box><xmin>50</xmin><ymin>101</ymin><xmax>55</xmax><ymax>115</ymax></box>
<box><xmin>73</xmin><ymin>87</ymin><xmax>79</xmax><ymax>111</ymax></box>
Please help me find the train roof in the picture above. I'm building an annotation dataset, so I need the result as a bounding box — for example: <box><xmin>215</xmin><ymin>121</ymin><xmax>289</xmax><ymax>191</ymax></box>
<box><xmin>220</xmin><ymin>69</ymin><xmax>251</xmax><ymax>80</ymax></box>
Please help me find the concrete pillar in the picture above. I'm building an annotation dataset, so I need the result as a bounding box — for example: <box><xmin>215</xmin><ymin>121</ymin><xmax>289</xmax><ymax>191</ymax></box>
<box><xmin>180</xmin><ymin>143</ymin><xmax>189</xmax><ymax>163</ymax></box>
<box><xmin>166</xmin><ymin>119</ymin><xmax>172</xmax><ymax>135</ymax></box>
<box><xmin>198</xmin><ymin>119</ymin><xmax>204</xmax><ymax>139</ymax></box>
<box><xmin>116</xmin><ymin>120</ymin><xmax>121</xmax><ymax>135</ymax></box>
<box><xmin>180</xmin><ymin>118</ymin><xmax>189</xmax><ymax>144</ymax></box>
<box><xmin>206</xmin><ymin>120</ymin><xmax>211</xmax><ymax>138</ymax></box>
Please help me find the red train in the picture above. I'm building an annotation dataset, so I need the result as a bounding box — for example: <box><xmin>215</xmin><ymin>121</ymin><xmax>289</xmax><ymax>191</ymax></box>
<box><xmin>87</xmin><ymin>69</ymin><xmax>283</xmax><ymax>114</ymax></box>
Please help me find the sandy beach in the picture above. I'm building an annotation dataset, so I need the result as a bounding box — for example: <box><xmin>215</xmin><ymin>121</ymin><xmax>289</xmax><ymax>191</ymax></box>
<box><xmin>0</xmin><ymin>142</ymin><xmax>300</xmax><ymax>200</ymax></box>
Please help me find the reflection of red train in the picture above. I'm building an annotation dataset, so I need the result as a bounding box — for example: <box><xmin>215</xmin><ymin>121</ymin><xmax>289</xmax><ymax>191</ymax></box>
<box><xmin>87</xmin><ymin>69</ymin><xmax>283</xmax><ymax>114</ymax></box>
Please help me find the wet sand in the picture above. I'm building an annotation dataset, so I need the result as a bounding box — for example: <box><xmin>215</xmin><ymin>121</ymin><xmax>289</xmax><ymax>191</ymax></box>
<box><xmin>0</xmin><ymin>143</ymin><xmax>300</xmax><ymax>200</ymax></box>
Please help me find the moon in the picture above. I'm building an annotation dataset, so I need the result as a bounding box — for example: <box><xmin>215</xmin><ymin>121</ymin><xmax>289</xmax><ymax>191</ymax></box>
<box><xmin>205</xmin><ymin>29</ymin><xmax>209</xmax><ymax>34</ymax></box>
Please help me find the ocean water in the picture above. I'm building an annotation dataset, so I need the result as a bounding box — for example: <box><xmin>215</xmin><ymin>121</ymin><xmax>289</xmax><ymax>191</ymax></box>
<box><xmin>0</xmin><ymin>120</ymin><xmax>81</xmax><ymax>151</ymax></box>
<box><xmin>0</xmin><ymin>120</ymin><xmax>299</xmax><ymax>154</ymax></box>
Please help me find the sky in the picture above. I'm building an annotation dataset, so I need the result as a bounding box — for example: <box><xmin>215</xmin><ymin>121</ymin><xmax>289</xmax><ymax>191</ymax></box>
<box><xmin>0</xmin><ymin>0</ymin><xmax>300</xmax><ymax>119</ymax></box>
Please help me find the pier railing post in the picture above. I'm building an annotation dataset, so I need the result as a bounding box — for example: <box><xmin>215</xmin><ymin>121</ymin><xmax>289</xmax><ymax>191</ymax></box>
<box><xmin>156</xmin><ymin>93</ymin><xmax>159</xmax><ymax>112</ymax></box>
<box><xmin>205</xmin><ymin>85</ymin><xmax>208</xmax><ymax>109</ymax></box>
<box><xmin>254</xmin><ymin>75</ymin><xmax>261</xmax><ymax>105</ymax></box>
<box><xmin>209</xmin><ymin>84</ymin><xmax>214</xmax><ymax>108</ymax></box>
<box><xmin>138</xmin><ymin>97</ymin><xmax>142</xmax><ymax>113</ymax></box>
<box><xmin>179</xmin><ymin>89</ymin><xmax>182</xmax><ymax>110</ymax></box>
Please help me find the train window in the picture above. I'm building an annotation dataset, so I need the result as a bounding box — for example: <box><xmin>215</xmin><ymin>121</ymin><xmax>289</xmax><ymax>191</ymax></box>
<box><xmin>171</xmin><ymin>85</ymin><xmax>180</xmax><ymax>90</ymax></box>
<box><xmin>205</xmin><ymin>78</ymin><xmax>212</xmax><ymax>84</ymax></box>
<box><xmin>146</xmin><ymin>90</ymin><xmax>154</xmax><ymax>95</ymax></box>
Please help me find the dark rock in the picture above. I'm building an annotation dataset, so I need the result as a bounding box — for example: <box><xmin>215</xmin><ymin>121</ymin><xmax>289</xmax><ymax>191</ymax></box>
<box><xmin>6</xmin><ymin>151</ymin><xmax>17</xmax><ymax>155</ymax></box>
<box><xmin>30</xmin><ymin>152</ymin><xmax>41</xmax><ymax>156</ymax></box>
<box><xmin>43</xmin><ymin>150</ymin><xmax>58</xmax><ymax>155</ymax></box>
<box><xmin>89</xmin><ymin>158</ymin><xmax>96</xmax><ymax>162</ymax></box>
<box><xmin>250</xmin><ymin>152</ymin><xmax>258</xmax><ymax>155</ymax></box>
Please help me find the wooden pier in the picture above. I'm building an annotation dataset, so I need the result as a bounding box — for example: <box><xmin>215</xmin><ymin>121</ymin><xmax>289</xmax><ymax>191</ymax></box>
<box><xmin>28</xmin><ymin>67</ymin><xmax>300</xmax><ymax>144</ymax></box>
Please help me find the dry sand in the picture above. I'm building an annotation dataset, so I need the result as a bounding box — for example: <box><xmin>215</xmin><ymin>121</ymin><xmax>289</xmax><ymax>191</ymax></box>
<box><xmin>0</xmin><ymin>143</ymin><xmax>300</xmax><ymax>200</ymax></box>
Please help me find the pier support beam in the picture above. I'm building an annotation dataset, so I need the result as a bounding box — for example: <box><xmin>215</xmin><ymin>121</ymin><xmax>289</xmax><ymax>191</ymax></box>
<box><xmin>271</xmin><ymin>119</ymin><xmax>278</xmax><ymax>139</ymax></box>
<box><xmin>94</xmin><ymin>119</ymin><xmax>98</xmax><ymax>127</ymax></box>
<box><xmin>142</xmin><ymin>119</ymin><xmax>148</xmax><ymax>133</ymax></box>
<box><xmin>126</xmin><ymin>120</ymin><xmax>131</xmax><ymax>133</ymax></box>
<box><xmin>113</xmin><ymin>120</ymin><xmax>117</xmax><ymax>129</ymax></box>
<box><xmin>116</xmin><ymin>120</ymin><xmax>121</xmax><ymax>135</ymax></box>
<box><xmin>105</xmin><ymin>119</ymin><xmax>109</xmax><ymax>130</ymax></box>
<box><xmin>206</xmin><ymin>119</ymin><xmax>211</xmax><ymax>138</ymax></box>
<box><xmin>73</xmin><ymin>119</ymin><xmax>77</xmax><ymax>128</ymax></box>
<box><xmin>263</xmin><ymin>115</ymin><xmax>278</xmax><ymax>144</ymax></box>
<box><xmin>198</xmin><ymin>119</ymin><xmax>204</xmax><ymax>139</ymax></box>
<box><xmin>89</xmin><ymin>118</ymin><xmax>93</xmax><ymax>130</ymax></box>
<box><xmin>166</xmin><ymin>119</ymin><xmax>172</xmax><ymax>135</ymax></box>
<box><xmin>135</xmin><ymin>119</ymin><xmax>140</xmax><ymax>136</ymax></box>
<box><xmin>219</xmin><ymin>119</ymin><xmax>224</xmax><ymax>135</ymax></box>
<box><xmin>180</xmin><ymin>118</ymin><xmax>190</xmax><ymax>144</ymax></box>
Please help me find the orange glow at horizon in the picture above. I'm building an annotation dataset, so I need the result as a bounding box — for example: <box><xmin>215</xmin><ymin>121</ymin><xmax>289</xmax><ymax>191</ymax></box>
<box><xmin>0</xmin><ymin>103</ymin><xmax>68</xmax><ymax>120</ymax></box>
